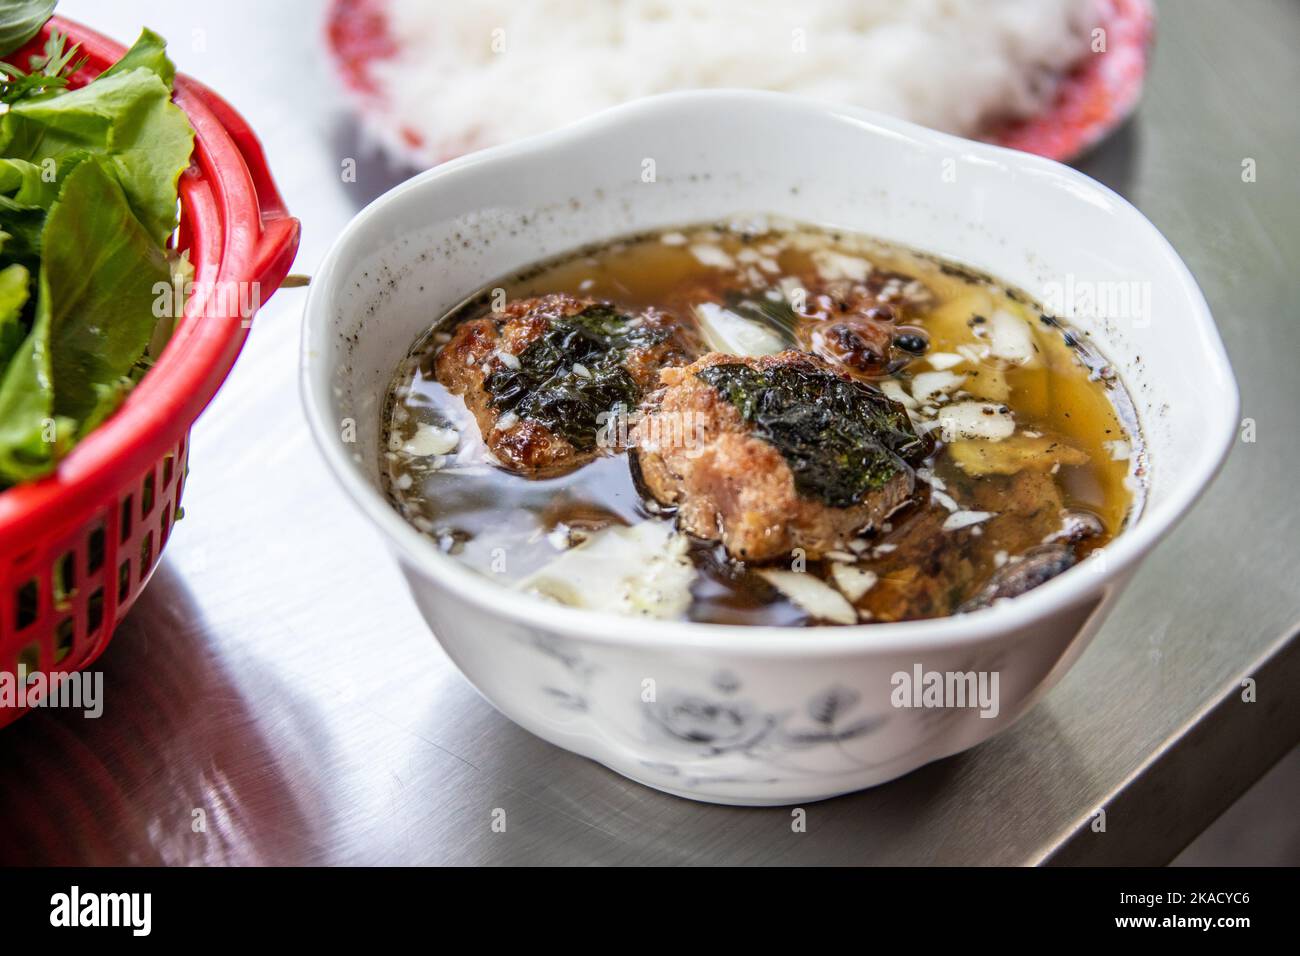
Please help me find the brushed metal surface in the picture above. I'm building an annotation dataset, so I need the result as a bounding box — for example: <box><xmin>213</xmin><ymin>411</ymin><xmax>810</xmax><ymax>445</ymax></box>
<box><xmin>1</xmin><ymin>0</ymin><xmax>1295</xmax><ymax>865</ymax></box>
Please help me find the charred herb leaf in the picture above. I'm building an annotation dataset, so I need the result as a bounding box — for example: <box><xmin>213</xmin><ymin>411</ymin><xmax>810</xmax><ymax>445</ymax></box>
<box><xmin>485</xmin><ymin>304</ymin><xmax>667</xmax><ymax>451</ymax></box>
<box><xmin>697</xmin><ymin>361</ymin><xmax>925</xmax><ymax>507</ymax></box>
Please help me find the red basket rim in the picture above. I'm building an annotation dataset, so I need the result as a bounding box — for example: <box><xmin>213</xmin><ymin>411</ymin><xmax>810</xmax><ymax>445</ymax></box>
<box><xmin>0</xmin><ymin>17</ymin><xmax>299</xmax><ymax>553</ymax></box>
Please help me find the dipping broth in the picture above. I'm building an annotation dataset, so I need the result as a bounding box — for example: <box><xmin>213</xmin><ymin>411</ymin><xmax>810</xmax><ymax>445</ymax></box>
<box><xmin>381</xmin><ymin>220</ymin><xmax>1142</xmax><ymax>626</ymax></box>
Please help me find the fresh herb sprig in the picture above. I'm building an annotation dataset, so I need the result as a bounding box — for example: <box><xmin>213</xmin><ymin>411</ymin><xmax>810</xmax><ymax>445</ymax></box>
<box><xmin>0</xmin><ymin>30</ymin><xmax>85</xmax><ymax>103</ymax></box>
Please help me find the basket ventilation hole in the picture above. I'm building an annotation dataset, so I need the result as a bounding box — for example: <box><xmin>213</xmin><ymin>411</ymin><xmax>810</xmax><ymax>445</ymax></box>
<box><xmin>120</xmin><ymin>494</ymin><xmax>134</xmax><ymax>543</ymax></box>
<box><xmin>117</xmin><ymin>561</ymin><xmax>131</xmax><ymax>603</ymax></box>
<box><xmin>54</xmin><ymin>552</ymin><xmax>76</xmax><ymax>607</ymax></box>
<box><xmin>55</xmin><ymin>617</ymin><xmax>75</xmax><ymax>663</ymax></box>
<box><xmin>16</xmin><ymin>643</ymin><xmax>39</xmax><ymax>681</ymax></box>
<box><xmin>87</xmin><ymin>588</ymin><xmax>105</xmax><ymax>639</ymax></box>
<box><xmin>163</xmin><ymin>453</ymin><xmax>174</xmax><ymax>487</ymax></box>
<box><xmin>87</xmin><ymin>525</ymin><xmax>106</xmax><ymax>575</ymax></box>
<box><xmin>160</xmin><ymin>502</ymin><xmax>172</xmax><ymax>548</ymax></box>
<box><xmin>140</xmin><ymin>532</ymin><xmax>154</xmax><ymax>574</ymax></box>
<box><xmin>141</xmin><ymin>472</ymin><xmax>155</xmax><ymax>518</ymax></box>
<box><xmin>15</xmin><ymin>579</ymin><xmax>38</xmax><ymax>631</ymax></box>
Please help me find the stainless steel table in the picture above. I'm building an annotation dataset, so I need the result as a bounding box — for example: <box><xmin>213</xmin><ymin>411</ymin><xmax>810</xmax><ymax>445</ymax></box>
<box><xmin>1</xmin><ymin>0</ymin><xmax>1295</xmax><ymax>865</ymax></box>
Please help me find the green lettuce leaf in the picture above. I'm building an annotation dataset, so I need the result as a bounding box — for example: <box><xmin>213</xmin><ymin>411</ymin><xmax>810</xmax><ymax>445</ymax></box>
<box><xmin>0</xmin><ymin>155</ymin><xmax>57</xmax><ymax>207</ymax></box>
<box><xmin>41</xmin><ymin>157</ymin><xmax>170</xmax><ymax>429</ymax></box>
<box><xmin>99</xmin><ymin>28</ymin><xmax>174</xmax><ymax>87</ymax></box>
<box><xmin>4</xmin><ymin>63</ymin><xmax>193</xmax><ymax>244</ymax></box>
<box><xmin>0</xmin><ymin>23</ymin><xmax>193</xmax><ymax>487</ymax></box>
<box><xmin>0</xmin><ymin>271</ymin><xmax>58</xmax><ymax>482</ymax></box>
<box><xmin>0</xmin><ymin>260</ymin><xmax>28</xmax><ymax>366</ymax></box>
<box><xmin>0</xmin><ymin>259</ymin><xmax>26</xmax><ymax>303</ymax></box>
<box><xmin>0</xmin><ymin>0</ymin><xmax>55</xmax><ymax>58</ymax></box>
<box><xmin>0</xmin><ymin>154</ymin><xmax>70</xmax><ymax>267</ymax></box>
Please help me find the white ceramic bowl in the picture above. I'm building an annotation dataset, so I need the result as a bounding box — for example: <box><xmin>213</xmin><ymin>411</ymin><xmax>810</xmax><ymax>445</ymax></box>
<box><xmin>301</xmin><ymin>91</ymin><xmax>1237</xmax><ymax>806</ymax></box>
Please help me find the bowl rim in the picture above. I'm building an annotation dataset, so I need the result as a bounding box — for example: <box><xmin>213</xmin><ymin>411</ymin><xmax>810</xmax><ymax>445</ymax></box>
<box><xmin>300</xmin><ymin>89</ymin><xmax>1239</xmax><ymax>657</ymax></box>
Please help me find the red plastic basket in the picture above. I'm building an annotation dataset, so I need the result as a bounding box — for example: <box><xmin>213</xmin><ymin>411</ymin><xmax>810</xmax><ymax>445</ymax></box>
<box><xmin>0</xmin><ymin>17</ymin><xmax>300</xmax><ymax>728</ymax></box>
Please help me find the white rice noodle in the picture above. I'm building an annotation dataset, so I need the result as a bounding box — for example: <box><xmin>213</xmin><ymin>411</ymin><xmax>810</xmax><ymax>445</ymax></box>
<box><xmin>372</xmin><ymin>0</ymin><xmax>1096</xmax><ymax>162</ymax></box>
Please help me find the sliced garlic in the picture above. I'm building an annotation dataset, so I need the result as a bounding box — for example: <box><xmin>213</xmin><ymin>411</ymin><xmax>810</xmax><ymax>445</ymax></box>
<box><xmin>987</xmin><ymin>308</ymin><xmax>1039</xmax><ymax>365</ymax></box>
<box><xmin>403</xmin><ymin>423</ymin><xmax>460</xmax><ymax>456</ymax></box>
<box><xmin>910</xmin><ymin>370</ymin><xmax>966</xmax><ymax>405</ymax></box>
<box><xmin>943</xmin><ymin>510</ymin><xmax>995</xmax><ymax>532</ymax></box>
<box><xmin>830</xmin><ymin>564</ymin><xmax>878</xmax><ymax>603</ymax></box>
<box><xmin>926</xmin><ymin>352</ymin><xmax>964</xmax><ymax>371</ymax></box>
<box><xmin>521</xmin><ymin>521</ymin><xmax>695</xmax><ymax>619</ymax></box>
<box><xmin>810</xmin><ymin>249</ymin><xmax>872</xmax><ymax>282</ymax></box>
<box><xmin>693</xmin><ymin>302</ymin><xmax>786</xmax><ymax>356</ymax></box>
<box><xmin>760</xmin><ymin>570</ymin><xmax>857</xmax><ymax>625</ymax></box>
<box><xmin>689</xmin><ymin>244</ymin><xmax>735</xmax><ymax>270</ymax></box>
<box><xmin>937</xmin><ymin>401</ymin><xmax>1015</xmax><ymax>442</ymax></box>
